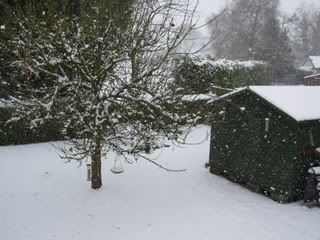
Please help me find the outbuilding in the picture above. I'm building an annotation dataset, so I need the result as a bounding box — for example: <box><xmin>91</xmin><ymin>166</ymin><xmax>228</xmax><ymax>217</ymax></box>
<box><xmin>304</xmin><ymin>73</ymin><xmax>320</xmax><ymax>86</ymax></box>
<box><xmin>208</xmin><ymin>86</ymin><xmax>320</xmax><ymax>202</ymax></box>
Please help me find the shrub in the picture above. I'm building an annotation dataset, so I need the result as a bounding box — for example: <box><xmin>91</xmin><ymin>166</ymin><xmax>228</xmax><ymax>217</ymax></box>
<box><xmin>174</xmin><ymin>56</ymin><xmax>272</xmax><ymax>94</ymax></box>
<box><xmin>0</xmin><ymin>105</ymin><xmax>65</xmax><ymax>146</ymax></box>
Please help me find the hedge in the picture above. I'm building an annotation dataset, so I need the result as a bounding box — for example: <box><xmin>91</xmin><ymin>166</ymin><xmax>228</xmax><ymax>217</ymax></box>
<box><xmin>173</xmin><ymin>56</ymin><xmax>273</xmax><ymax>95</ymax></box>
<box><xmin>0</xmin><ymin>106</ymin><xmax>65</xmax><ymax>146</ymax></box>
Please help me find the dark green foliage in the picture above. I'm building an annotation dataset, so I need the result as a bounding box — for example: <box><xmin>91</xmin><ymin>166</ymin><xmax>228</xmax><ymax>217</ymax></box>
<box><xmin>209</xmin><ymin>90</ymin><xmax>320</xmax><ymax>202</ymax></box>
<box><xmin>173</xmin><ymin>56</ymin><xmax>272</xmax><ymax>126</ymax></box>
<box><xmin>173</xmin><ymin>57</ymin><xmax>272</xmax><ymax>94</ymax></box>
<box><xmin>179</xmin><ymin>99</ymin><xmax>217</xmax><ymax>125</ymax></box>
<box><xmin>209</xmin><ymin>0</ymin><xmax>281</xmax><ymax>60</ymax></box>
<box><xmin>254</xmin><ymin>16</ymin><xmax>295</xmax><ymax>80</ymax></box>
<box><xmin>208</xmin><ymin>0</ymin><xmax>295</xmax><ymax>83</ymax></box>
<box><xmin>0</xmin><ymin>0</ymin><xmax>134</xmax><ymax>99</ymax></box>
<box><xmin>174</xmin><ymin>57</ymin><xmax>212</xmax><ymax>94</ymax></box>
<box><xmin>0</xmin><ymin>107</ymin><xmax>65</xmax><ymax>145</ymax></box>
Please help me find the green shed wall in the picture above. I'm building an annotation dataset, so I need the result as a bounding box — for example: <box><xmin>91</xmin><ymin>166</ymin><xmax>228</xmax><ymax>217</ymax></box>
<box><xmin>209</xmin><ymin>90</ymin><xmax>320</xmax><ymax>202</ymax></box>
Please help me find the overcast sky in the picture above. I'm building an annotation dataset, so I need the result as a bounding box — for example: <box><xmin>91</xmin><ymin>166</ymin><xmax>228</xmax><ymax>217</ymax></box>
<box><xmin>197</xmin><ymin>0</ymin><xmax>320</xmax><ymax>21</ymax></box>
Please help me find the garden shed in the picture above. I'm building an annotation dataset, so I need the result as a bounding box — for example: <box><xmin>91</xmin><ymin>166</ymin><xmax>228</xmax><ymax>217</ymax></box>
<box><xmin>209</xmin><ymin>86</ymin><xmax>320</xmax><ymax>202</ymax></box>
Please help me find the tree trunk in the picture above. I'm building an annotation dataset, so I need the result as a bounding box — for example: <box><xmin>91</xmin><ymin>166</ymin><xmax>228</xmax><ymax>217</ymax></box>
<box><xmin>91</xmin><ymin>138</ymin><xmax>102</xmax><ymax>189</ymax></box>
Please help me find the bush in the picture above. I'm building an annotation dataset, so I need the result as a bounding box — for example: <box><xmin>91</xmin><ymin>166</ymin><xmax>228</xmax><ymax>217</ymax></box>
<box><xmin>173</xmin><ymin>56</ymin><xmax>272</xmax><ymax>94</ymax></box>
<box><xmin>0</xmin><ymin>106</ymin><xmax>65</xmax><ymax>146</ymax></box>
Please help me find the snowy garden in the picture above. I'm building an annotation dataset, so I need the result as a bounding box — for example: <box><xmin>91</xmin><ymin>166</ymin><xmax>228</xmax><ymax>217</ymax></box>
<box><xmin>1</xmin><ymin>0</ymin><xmax>320</xmax><ymax>239</ymax></box>
<box><xmin>1</xmin><ymin>127</ymin><xmax>320</xmax><ymax>240</ymax></box>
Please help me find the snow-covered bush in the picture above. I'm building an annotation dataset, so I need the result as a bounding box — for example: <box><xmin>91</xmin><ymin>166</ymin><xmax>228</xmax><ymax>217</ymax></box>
<box><xmin>174</xmin><ymin>56</ymin><xmax>272</xmax><ymax>94</ymax></box>
<box><xmin>0</xmin><ymin>106</ymin><xmax>64</xmax><ymax>146</ymax></box>
<box><xmin>0</xmin><ymin>99</ymin><xmax>73</xmax><ymax>146</ymax></box>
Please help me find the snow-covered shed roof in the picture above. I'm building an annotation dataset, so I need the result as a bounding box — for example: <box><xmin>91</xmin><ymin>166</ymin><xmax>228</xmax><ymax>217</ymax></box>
<box><xmin>214</xmin><ymin>86</ymin><xmax>320</xmax><ymax>122</ymax></box>
<box><xmin>309</xmin><ymin>56</ymin><xmax>320</xmax><ymax>69</ymax></box>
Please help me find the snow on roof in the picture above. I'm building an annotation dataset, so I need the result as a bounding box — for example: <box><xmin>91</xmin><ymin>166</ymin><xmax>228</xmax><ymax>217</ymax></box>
<box><xmin>304</xmin><ymin>73</ymin><xmax>320</xmax><ymax>79</ymax></box>
<box><xmin>309</xmin><ymin>56</ymin><xmax>320</xmax><ymax>69</ymax></box>
<box><xmin>212</xmin><ymin>86</ymin><xmax>320</xmax><ymax>122</ymax></box>
<box><xmin>207</xmin><ymin>87</ymin><xmax>246</xmax><ymax>104</ymax></box>
<box><xmin>251</xmin><ymin>86</ymin><xmax>320</xmax><ymax>122</ymax></box>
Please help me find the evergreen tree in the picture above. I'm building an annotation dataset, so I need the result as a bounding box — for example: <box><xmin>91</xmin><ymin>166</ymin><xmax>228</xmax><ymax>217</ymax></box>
<box><xmin>254</xmin><ymin>15</ymin><xmax>294</xmax><ymax>80</ymax></box>
<box><xmin>208</xmin><ymin>0</ymin><xmax>294</xmax><ymax>82</ymax></box>
<box><xmin>209</xmin><ymin>0</ymin><xmax>280</xmax><ymax>60</ymax></box>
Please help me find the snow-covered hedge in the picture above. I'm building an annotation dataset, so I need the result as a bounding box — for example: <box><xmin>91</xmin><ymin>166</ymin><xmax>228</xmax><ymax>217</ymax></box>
<box><xmin>174</xmin><ymin>56</ymin><xmax>272</xmax><ymax>94</ymax></box>
<box><xmin>0</xmin><ymin>104</ymin><xmax>67</xmax><ymax>146</ymax></box>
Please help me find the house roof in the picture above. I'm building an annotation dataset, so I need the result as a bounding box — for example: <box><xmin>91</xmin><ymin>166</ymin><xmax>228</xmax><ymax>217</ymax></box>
<box><xmin>309</xmin><ymin>56</ymin><xmax>320</xmax><ymax>69</ymax></box>
<box><xmin>213</xmin><ymin>86</ymin><xmax>320</xmax><ymax>122</ymax></box>
<box><xmin>298</xmin><ymin>56</ymin><xmax>320</xmax><ymax>71</ymax></box>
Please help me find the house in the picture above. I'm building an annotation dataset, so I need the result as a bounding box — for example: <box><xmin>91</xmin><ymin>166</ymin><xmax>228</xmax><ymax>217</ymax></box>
<box><xmin>208</xmin><ymin>86</ymin><xmax>320</xmax><ymax>203</ymax></box>
<box><xmin>304</xmin><ymin>73</ymin><xmax>320</xmax><ymax>86</ymax></box>
<box><xmin>299</xmin><ymin>56</ymin><xmax>320</xmax><ymax>73</ymax></box>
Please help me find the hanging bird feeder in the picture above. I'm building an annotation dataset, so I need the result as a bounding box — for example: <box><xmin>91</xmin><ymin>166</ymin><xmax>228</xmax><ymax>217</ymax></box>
<box><xmin>86</xmin><ymin>163</ymin><xmax>92</xmax><ymax>181</ymax></box>
<box><xmin>111</xmin><ymin>155</ymin><xmax>124</xmax><ymax>174</ymax></box>
<box><xmin>111</xmin><ymin>166</ymin><xmax>124</xmax><ymax>174</ymax></box>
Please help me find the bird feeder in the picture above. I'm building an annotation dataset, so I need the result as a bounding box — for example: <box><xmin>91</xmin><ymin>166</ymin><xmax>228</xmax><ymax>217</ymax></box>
<box><xmin>86</xmin><ymin>164</ymin><xmax>91</xmax><ymax>181</ymax></box>
<box><xmin>111</xmin><ymin>166</ymin><xmax>124</xmax><ymax>174</ymax></box>
<box><xmin>110</xmin><ymin>155</ymin><xmax>124</xmax><ymax>174</ymax></box>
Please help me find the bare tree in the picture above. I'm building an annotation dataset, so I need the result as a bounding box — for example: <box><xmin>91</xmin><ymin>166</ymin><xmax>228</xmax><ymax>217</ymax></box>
<box><xmin>1</xmin><ymin>0</ymin><xmax>203</xmax><ymax>189</ymax></box>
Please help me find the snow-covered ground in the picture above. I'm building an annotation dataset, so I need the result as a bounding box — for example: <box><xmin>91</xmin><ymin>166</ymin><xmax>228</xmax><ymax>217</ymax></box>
<box><xmin>1</xmin><ymin>126</ymin><xmax>320</xmax><ymax>240</ymax></box>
